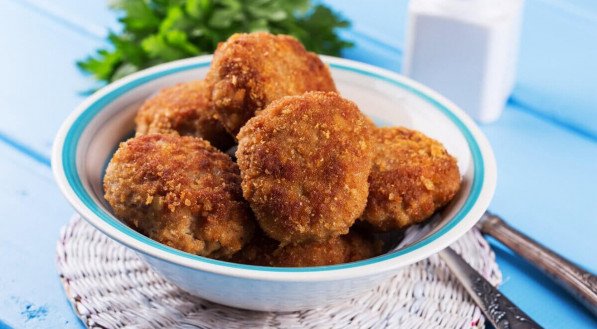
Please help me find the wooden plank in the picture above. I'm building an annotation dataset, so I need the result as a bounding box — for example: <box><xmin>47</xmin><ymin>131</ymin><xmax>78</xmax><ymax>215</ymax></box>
<box><xmin>513</xmin><ymin>0</ymin><xmax>597</xmax><ymax>139</ymax></box>
<box><xmin>0</xmin><ymin>1</ymin><xmax>106</xmax><ymax>159</ymax></box>
<box><xmin>0</xmin><ymin>143</ymin><xmax>82</xmax><ymax>329</ymax></box>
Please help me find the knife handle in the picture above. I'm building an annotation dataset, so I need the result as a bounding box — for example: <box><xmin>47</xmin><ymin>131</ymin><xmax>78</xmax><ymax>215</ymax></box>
<box><xmin>439</xmin><ymin>247</ymin><xmax>542</xmax><ymax>329</ymax></box>
<box><xmin>479</xmin><ymin>212</ymin><xmax>597</xmax><ymax>317</ymax></box>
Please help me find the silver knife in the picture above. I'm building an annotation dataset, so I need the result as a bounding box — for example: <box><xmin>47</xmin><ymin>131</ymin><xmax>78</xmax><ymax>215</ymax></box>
<box><xmin>439</xmin><ymin>247</ymin><xmax>543</xmax><ymax>329</ymax></box>
<box><xmin>478</xmin><ymin>212</ymin><xmax>597</xmax><ymax>317</ymax></box>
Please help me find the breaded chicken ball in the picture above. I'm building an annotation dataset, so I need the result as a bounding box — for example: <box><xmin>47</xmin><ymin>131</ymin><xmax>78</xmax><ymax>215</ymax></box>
<box><xmin>237</xmin><ymin>92</ymin><xmax>373</xmax><ymax>244</ymax></box>
<box><xmin>231</xmin><ymin>230</ymin><xmax>380</xmax><ymax>267</ymax></box>
<box><xmin>361</xmin><ymin>127</ymin><xmax>461</xmax><ymax>231</ymax></box>
<box><xmin>103</xmin><ymin>134</ymin><xmax>254</xmax><ymax>258</ymax></box>
<box><xmin>134</xmin><ymin>80</ymin><xmax>234</xmax><ymax>150</ymax></box>
<box><xmin>206</xmin><ymin>32</ymin><xmax>337</xmax><ymax>135</ymax></box>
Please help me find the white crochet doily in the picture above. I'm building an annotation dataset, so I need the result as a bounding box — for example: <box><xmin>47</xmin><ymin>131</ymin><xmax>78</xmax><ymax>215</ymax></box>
<box><xmin>56</xmin><ymin>215</ymin><xmax>501</xmax><ymax>329</ymax></box>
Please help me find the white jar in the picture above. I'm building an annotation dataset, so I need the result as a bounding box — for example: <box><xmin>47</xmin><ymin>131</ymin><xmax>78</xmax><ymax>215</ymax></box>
<box><xmin>403</xmin><ymin>0</ymin><xmax>524</xmax><ymax>123</ymax></box>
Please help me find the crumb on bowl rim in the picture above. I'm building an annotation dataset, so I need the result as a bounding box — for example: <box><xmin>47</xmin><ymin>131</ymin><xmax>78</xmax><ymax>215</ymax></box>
<box><xmin>52</xmin><ymin>55</ymin><xmax>496</xmax><ymax>282</ymax></box>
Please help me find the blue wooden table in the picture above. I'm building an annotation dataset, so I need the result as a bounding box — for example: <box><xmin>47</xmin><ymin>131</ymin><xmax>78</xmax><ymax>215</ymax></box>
<box><xmin>1</xmin><ymin>0</ymin><xmax>596</xmax><ymax>328</ymax></box>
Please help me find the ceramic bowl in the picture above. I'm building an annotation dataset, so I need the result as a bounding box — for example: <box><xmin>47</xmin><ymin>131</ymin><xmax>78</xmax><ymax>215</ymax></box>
<box><xmin>52</xmin><ymin>55</ymin><xmax>496</xmax><ymax>312</ymax></box>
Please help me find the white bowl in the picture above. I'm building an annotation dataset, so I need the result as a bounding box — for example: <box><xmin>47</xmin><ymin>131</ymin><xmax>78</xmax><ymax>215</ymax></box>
<box><xmin>52</xmin><ymin>55</ymin><xmax>496</xmax><ymax>312</ymax></box>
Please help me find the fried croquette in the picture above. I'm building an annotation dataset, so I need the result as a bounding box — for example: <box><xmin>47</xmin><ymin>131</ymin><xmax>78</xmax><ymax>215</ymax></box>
<box><xmin>206</xmin><ymin>32</ymin><xmax>337</xmax><ymax>135</ymax></box>
<box><xmin>134</xmin><ymin>80</ymin><xmax>234</xmax><ymax>150</ymax></box>
<box><xmin>103</xmin><ymin>134</ymin><xmax>254</xmax><ymax>258</ymax></box>
<box><xmin>231</xmin><ymin>230</ymin><xmax>380</xmax><ymax>267</ymax></box>
<box><xmin>361</xmin><ymin>127</ymin><xmax>461</xmax><ymax>231</ymax></box>
<box><xmin>237</xmin><ymin>92</ymin><xmax>373</xmax><ymax>244</ymax></box>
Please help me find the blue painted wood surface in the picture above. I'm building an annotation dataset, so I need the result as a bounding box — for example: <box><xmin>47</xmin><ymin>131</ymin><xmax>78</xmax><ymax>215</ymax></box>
<box><xmin>0</xmin><ymin>0</ymin><xmax>595</xmax><ymax>328</ymax></box>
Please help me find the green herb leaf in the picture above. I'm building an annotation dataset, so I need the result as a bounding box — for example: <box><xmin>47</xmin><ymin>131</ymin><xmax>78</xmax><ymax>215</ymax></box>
<box><xmin>109</xmin><ymin>0</ymin><xmax>161</xmax><ymax>34</ymax></box>
<box><xmin>186</xmin><ymin>0</ymin><xmax>211</xmax><ymax>18</ymax></box>
<box><xmin>78</xmin><ymin>0</ymin><xmax>353</xmax><ymax>85</ymax></box>
<box><xmin>77</xmin><ymin>49</ymin><xmax>121</xmax><ymax>81</ymax></box>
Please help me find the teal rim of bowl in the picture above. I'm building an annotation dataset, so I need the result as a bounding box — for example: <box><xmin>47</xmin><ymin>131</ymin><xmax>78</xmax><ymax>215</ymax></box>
<box><xmin>61</xmin><ymin>59</ymin><xmax>485</xmax><ymax>273</ymax></box>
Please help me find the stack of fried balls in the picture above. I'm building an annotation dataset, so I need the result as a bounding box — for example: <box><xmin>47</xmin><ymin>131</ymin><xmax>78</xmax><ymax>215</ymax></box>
<box><xmin>103</xmin><ymin>32</ymin><xmax>461</xmax><ymax>267</ymax></box>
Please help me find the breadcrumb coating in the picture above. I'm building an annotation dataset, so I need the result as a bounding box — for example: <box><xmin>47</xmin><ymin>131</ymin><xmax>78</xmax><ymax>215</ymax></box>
<box><xmin>206</xmin><ymin>32</ymin><xmax>337</xmax><ymax>135</ymax></box>
<box><xmin>103</xmin><ymin>134</ymin><xmax>254</xmax><ymax>258</ymax></box>
<box><xmin>230</xmin><ymin>230</ymin><xmax>381</xmax><ymax>267</ymax></box>
<box><xmin>237</xmin><ymin>91</ymin><xmax>373</xmax><ymax>244</ymax></box>
<box><xmin>361</xmin><ymin>127</ymin><xmax>461</xmax><ymax>231</ymax></box>
<box><xmin>134</xmin><ymin>80</ymin><xmax>234</xmax><ymax>150</ymax></box>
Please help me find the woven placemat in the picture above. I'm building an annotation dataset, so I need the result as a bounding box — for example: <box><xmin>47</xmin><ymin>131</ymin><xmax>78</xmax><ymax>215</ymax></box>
<box><xmin>56</xmin><ymin>215</ymin><xmax>501</xmax><ymax>329</ymax></box>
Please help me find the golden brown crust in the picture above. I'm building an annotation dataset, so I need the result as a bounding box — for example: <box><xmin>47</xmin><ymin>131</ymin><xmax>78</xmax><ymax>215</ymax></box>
<box><xmin>237</xmin><ymin>91</ymin><xmax>373</xmax><ymax>244</ymax></box>
<box><xmin>103</xmin><ymin>134</ymin><xmax>254</xmax><ymax>257</ymax></box>
<box><xmin>206</xmin><ymin>32</ymin><xmax>337</xmax><ymax>135</ymax></box>
<box><xmin>361</xmin><ymin>127</ymin><xmax>461</xmax><ymax>231</ymax></box>
<box><xmin>134</xmin><ymin>81</ymin><xmax>234</xmax><ymax>150</ymax></box>
<box><xmin>230</xmin><ymin>230</ymin><xmax>380</xmax><ymax>267</ymax></box>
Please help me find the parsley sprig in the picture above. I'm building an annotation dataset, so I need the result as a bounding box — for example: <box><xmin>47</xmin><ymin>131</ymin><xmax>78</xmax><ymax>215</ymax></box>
<box><xmin>78</xmin><ymin>0</ymin><xmax>352</xmax><ymax>85</ymax></box>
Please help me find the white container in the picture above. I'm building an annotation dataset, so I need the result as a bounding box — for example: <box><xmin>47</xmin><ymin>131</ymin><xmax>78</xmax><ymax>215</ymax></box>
<box><xmin>403</xmin><ymin>0</ymin><xmax>524</xmax><ymax>123</ymax></box>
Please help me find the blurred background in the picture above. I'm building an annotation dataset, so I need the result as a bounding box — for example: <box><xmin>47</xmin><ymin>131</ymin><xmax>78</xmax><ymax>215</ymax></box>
<box><xmin>0</xmin><ymin>0</ymin><xmax>595</xmax><ymax>328</ymax></box>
